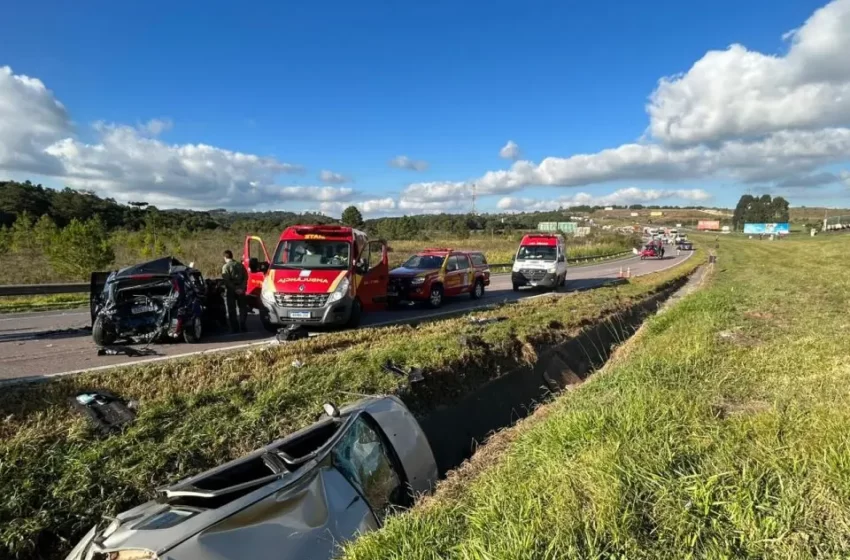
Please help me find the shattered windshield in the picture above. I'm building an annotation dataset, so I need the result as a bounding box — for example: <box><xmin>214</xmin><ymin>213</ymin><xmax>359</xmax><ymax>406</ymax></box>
<box><xmin>273</xmin><ymin>240</ymin><xmax>351</xmax><ymax>269</ymax></box>
<box><xmin>401</xmin><ymin>255</ymin><xmax>445</xmax><ymax>269</ymax></box>
<box><xmin>516</xmin><ymin>246</ymin><xmax>557</xmax><ymax>261</ymax></box>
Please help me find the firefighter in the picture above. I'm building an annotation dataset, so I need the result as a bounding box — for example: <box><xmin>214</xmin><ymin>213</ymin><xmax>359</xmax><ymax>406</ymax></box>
<box><xmin>222</xmin><ymin>250</ymin><xmax>248</xmax><ymax>333</ymax></box>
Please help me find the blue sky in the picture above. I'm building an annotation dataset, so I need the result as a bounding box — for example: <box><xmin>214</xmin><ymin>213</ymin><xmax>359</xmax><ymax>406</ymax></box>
<box><xmin>1</xmin><ymin>0</ymin><xmax>849</xmax><ymax>216</ymax></box>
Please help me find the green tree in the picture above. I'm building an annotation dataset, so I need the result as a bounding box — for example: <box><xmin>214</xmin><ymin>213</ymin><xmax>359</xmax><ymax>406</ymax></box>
<box><xmin>33</xmin><ymin>214</ymin><xmax>59</xmax><ymax>252</ymax></box>
<box><xmin>45</xmin><ymin>217</ymin><xmax>115</xmax><ymax>280</ymax></box>
<box><xmin>341</xmin><ymin>205</ymin><xmax>364</xmax><ymax>228</ymax></box>
<box><xmin>10</xmin><ymin>211</ymin><xmax>35</xmax><ymax>253</ymax></box>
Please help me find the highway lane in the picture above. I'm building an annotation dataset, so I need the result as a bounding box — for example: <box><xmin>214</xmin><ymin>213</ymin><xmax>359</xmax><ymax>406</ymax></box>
<box><xmin>0</xmin><ymin>252</ymin><xmax>690</xmax><ymax>382</ymax></box>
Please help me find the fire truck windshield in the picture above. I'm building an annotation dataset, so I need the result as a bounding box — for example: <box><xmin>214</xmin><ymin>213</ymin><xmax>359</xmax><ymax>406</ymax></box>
<box><xmin>273</xmin><ymin>240</ymin><xmax>351</xmax><ymax>269</ymax></box>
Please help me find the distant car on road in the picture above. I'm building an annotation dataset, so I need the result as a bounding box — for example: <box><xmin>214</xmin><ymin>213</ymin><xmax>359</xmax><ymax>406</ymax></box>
<box><xmin>63</xmin><ymin>395</ymin><xmax>438</xmax><ymax>560</ymax></box>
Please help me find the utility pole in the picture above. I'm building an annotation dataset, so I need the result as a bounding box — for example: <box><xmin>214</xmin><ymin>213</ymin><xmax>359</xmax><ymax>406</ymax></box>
<box><xmin>823</xmin><ymin>207</ymin><xmax>828</xmax><ymax>232</ymax></box>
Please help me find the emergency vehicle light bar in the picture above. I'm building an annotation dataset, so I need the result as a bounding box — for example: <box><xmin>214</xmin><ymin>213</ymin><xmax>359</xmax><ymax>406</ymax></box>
<box><xmin>422</xmin><ymin>247</ymin><xmax>453</xmax><ymax>253</ymax></box>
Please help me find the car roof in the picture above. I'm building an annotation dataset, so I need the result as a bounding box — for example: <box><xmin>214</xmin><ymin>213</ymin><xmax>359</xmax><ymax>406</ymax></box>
<box><xmin>418</xmin><ymin>248</ymin><xmax>482</xmax><ymax>256</ymax></box>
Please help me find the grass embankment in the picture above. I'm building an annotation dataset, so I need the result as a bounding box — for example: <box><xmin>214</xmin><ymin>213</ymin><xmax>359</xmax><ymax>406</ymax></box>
<box><xmin>0</xmin><ymin>254</ymin><xmax>698</xmax><ymax>559</ymax></box>
<box><xmin>344</xmin><ymin>235</ymin><xmax>850</xmax><ymax>559</ymax></box>
<box><xmin>0</xmin><ymin>294</ymin><xmax>88</xmax><ymax>313</ymax></box>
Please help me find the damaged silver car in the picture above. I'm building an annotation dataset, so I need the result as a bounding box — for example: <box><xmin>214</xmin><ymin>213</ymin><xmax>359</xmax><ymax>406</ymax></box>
<box><xmin>64</xmin><ymin>396</ymin><xmax>437</xmax><ymax>560</ymax></box>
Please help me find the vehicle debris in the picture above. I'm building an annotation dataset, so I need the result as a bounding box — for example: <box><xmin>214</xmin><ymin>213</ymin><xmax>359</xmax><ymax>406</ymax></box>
<box><xmin>276</xmin><ymin>324</ymin><xmax>309</xmax><ymax>342</ymax></box>
<box><xmin>70</xmin><ymin>390</ymin><xmax>137</xmax><ymax>434</ymax></box>
<box><xmin>467</xmin><ymin>315</ymin><xmax>507</xmax><ymax>325</ymax></box>
<box><xmin>382</xmin><ymin>360</ymin><xmax>425</xmax><ymax>383</ymax></box>
<box><xmin>64</xmin><ymin>396</ymin><xmax>437</xmax><ymax>560</ymax></box>
<box><xmin>96</xmin><ymin>346</ymin><xmax>158</xmax><ymax>357</ymax></box>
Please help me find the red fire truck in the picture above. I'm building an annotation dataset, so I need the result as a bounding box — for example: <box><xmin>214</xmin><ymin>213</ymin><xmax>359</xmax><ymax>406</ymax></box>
<box><xmin>242</xmin><ymin>226</ymin><xmax>389</xmax><ymax>330</ymax></box>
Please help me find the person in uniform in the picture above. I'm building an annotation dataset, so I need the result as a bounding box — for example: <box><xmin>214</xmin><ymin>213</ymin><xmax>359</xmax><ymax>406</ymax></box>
<box><xmin>222</xmin><ymin>250</ymin><xmax>248</xmax><ymax>333</ymax></box>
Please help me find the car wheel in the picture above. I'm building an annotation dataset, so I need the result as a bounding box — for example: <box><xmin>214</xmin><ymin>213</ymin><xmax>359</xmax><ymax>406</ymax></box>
<box><xmin>92</xmin><ymin>315</ymin><xmax>116</xmax><ymax>346</ymax></box>
<box><xmin>471</xmin><ymin>279</ymin><xmax>484</xmax><ymax>300</ymax></box>
<box><xmin>260</xmin><ymin>308</ymin><xmax>278</xmax><ymax>333</ymax></box>
<box><xmin>428</xmin><ymin>285</ymin><xmax>443</xmax><ymax>308</ymax></box>
<box><xmin>560</xmin><ymin>273</ymin><xmax>567</xmax><ymax>287</ymax></box>
<box><xmin>183</xmin><ymin>316</ymin><xmax>203</xmax><ymax>343</ymax></box>
<box><xmin>512</xmin><ymin>283</ymin><xmax>520</xmax><ymax>292</ymax></box>
<box><xmin>347</xmin><ymin>298</ymin><xmax>362</xmax><ymax>328</ymax></box>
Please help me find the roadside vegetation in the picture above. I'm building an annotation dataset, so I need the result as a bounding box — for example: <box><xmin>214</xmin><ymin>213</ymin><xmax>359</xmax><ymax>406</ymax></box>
<box><xmin>344</xmin><ymin>234</ymin><xmax>850</xmax><ymax>560</ymax></box>
<box><xmin>0</xmin><ymin>253</ymin><xmax>699</xmax><ymax>559</ymax></box>
<box><xmin>0</xmin><ymin>294</ymin><xmax>88</xmax><ymax>313</ymax></box>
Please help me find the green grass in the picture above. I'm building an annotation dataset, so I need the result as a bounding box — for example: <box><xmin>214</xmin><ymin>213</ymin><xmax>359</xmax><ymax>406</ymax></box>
<box><xmin>343</xmin><ymin>234</ymin><xmax>850</xmax><ymax>560</ymax></box>
<box><xmin>0</xmin><ymin>294</ymin><xmax>88</xmax><ymax>313</ymax></box>
<box><xmin>0</xmin><ymin>252</ymin><xmax>698</xmax><ymax>560</ymax></box>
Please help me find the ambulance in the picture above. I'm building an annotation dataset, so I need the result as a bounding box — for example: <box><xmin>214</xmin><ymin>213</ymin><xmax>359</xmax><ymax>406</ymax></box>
<box><xmin>510</xmin><ymin>233</ymin><xmax>568</xmax><ymax>291</ymax></box>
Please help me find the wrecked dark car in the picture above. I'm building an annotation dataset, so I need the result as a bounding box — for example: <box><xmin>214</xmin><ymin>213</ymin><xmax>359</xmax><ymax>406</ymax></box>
<box><xmin>90</xmin><ymin>257</ymin><xmax>214</xmax><ymax>346</ymax></box>
<box><xmin>64</xmin><ymin>395</ymin><xmax>438</xmax><ymax>560</ymax></box>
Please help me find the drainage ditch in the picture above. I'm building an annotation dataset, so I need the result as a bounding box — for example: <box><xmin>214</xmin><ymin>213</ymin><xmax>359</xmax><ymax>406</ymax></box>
<box><xmin>414</xmin><ymin>268</ymin><xmax>700</xmax><ymax>476</ymax></box>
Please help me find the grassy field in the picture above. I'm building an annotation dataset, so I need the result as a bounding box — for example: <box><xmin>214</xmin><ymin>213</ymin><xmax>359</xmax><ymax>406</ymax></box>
<box><xmin>0</xmin><ymin>294</ymin><xmax>88</xmax><ymax>313</ymax></box>
<box><xmin>0</xmin><ymin>230</ymin><xmax>635</xmax><ymax>285</ymax></box>
<box><xmin>0</xmin><ymin>252</ymin><xmax>699</xmax><ymax>559</ymax></box>
<box><xmin>343</xmin><ymin>234</ymin><xmax>850</xmax><ymax>559</ymax></box>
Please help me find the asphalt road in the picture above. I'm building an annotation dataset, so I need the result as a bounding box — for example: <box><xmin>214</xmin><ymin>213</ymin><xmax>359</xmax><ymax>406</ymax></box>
<box><xmin>0</xmin><ymin>252</ymin><xmax>691</xmax><ymax>383</ymax></box>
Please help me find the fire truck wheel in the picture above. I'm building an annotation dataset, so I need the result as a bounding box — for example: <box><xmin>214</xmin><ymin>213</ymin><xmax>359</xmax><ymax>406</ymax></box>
<box><xmin>347</xmin><ymin>299</ymin><xmax>362</xmax><ymax>328</ymax></box>
<box><xmin>260</xmin><ymin>308</ymin><xmax>278</xmax><ymax>333</ymax></box>
<box><xmin>470</xmin><ymin>279</ymin><xmax>484</xmax><ymax>300</ymax></box>
<box><xmin>428</xmin><ymin>285</ymin><xmax>444</xmax><ymax>308</ymax></box>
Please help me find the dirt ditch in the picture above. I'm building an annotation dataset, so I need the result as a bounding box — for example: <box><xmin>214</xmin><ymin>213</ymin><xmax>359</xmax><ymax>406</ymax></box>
<box><xmin>414</xmin><ymin>268</ymin><xmax>701</xmax><ymax>476</ymax></box>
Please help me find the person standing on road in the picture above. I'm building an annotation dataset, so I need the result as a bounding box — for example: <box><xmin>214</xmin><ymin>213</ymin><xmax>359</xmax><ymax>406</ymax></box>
<box><xmin>222</xmin><ymin>250</ymin><xmax>248</xmax><ymax>333</ymax></box>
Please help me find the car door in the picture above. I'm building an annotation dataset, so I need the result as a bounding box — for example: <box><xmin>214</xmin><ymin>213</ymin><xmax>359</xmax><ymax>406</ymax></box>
<box><xmin>242</xmin><ymin>235</ymin><xmax>271</xmax><ymax>299</ymax></box>
<box><xmin>455</xmin><ymin>254</ymin><xmax>473</xmax><ymax>294</ymax></box>
<box><xmin>443</xmin><ymin>255</ymin><xmax>463</xmax><ymax>296</ymax></box>
<box><xmin>356</xmin><ymin>240</ymin><xmax>389</xmax><ymax>311</ymax></box>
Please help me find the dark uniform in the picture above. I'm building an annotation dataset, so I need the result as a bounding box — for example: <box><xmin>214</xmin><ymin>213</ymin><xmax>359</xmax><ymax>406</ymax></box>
<box><xmin>222</xmin><ymin>258</ymin><xmax>248</xmax><ymax>332</ymax></box>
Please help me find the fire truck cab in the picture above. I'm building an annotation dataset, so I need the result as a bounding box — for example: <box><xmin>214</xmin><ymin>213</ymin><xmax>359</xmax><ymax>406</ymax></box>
<box><xmin>244</xmin><ymin>226</ymin><xmax>388</xmax><ymax>330</ymax></box>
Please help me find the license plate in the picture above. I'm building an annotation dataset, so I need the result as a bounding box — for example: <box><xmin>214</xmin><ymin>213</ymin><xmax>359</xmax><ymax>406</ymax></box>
<box><xmin>132</xmin><ymin>305</ymin><xmax>155</xmax><ymax>314</ymax></box>
<box><xmin>289</xmin><ymin>311</ymin><xmax>311</xmax><ymax>319</ymax></box>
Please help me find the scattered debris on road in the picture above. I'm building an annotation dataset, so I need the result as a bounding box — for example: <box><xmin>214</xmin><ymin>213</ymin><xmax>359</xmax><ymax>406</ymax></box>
<box><xmin>71</xmin><ymin>390</ymin><xmax>137</xmax><ymax>434</ymax></box>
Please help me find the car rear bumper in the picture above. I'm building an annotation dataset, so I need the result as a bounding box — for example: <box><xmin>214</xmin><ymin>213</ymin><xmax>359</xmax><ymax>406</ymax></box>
<box><xmin>512</xmin><ymin>270</ymin><xmax>558</xmax><ymax>287</ymax></box>
<box><xmin>262</xmin><ymin>293</ymin><xmax>353</xmax><ymax>326</ymax></box>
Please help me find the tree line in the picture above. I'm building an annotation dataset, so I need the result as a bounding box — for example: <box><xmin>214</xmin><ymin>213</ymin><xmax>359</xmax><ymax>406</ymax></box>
<box><xmin>731</xmin><ymin>195</ymin><xmax>790</xmax><ymax>231</ymax></box>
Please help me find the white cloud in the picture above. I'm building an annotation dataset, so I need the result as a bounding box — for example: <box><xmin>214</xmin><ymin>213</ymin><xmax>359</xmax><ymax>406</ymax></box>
<box><xmin>389</xmin><ymin>155</ymin><xmax>429</xmax><ymax>171</ymax></box>
<box><xmin>841</xmin><ymin>170</ymin><xmax>850</xmax><ymax>187</ymax></box>
<box><xmin>499</xmin><ymin>140</ymin><xmax>521</xmax><ymax>160</ymax></box>
<box><xmin>497</xmin><ymin>187</ymin><xmax>712</xmax><ymax>212</ymax></box>
<box><xmin>0</xmin><ymin>66</ymin><xmax>338</xmax><ymax>209</ymax></box>
<box><xmin>318</xmin><ymin>197</ymin><xmax>397</xmax><ymax>217</ymax></box>
<box><xmin>318</xmin><ymin>169</ymin><xmax>349</xmax><ymax>184</ymax></box>
<box><xmin>0</xmin><ymin>66</ymin><xmax>71</xmax><ymax>175</ymax></box>
<box><xmin>648</xmin><ymin>0</ymin><xmax>850</xmax><ymax>146</ymax></box>
<box><xmin>138</xmin><ymin>118</ymin><xmax>172</xmax><ymax>137</ymax></box>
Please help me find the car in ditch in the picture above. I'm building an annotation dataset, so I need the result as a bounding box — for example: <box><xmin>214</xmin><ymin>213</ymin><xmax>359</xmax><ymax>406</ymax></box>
<box><xmin>89</xmin><ymin>257</ymin><xmax>210</xmax><ymax>346</ymax></box>
<box><xmin>63</xmin><ymin>395</ymin><xmax>438</xmax><ymax>560</ymax></box>
<box><xmin>388</xmin><ymin>248</ymin><xmax>491</xmax><ymax>308</ymax></box>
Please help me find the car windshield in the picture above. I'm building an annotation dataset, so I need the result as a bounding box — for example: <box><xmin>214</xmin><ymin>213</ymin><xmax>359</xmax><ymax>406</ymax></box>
<box><xmin>402</xmin><ymin>255</ymin><xmax>445</xmax><ymax>269</ymax></box>
<box><xmin>273</xmin><ymin>240</ymin><xmax>351</xmax><ymax>269</ymax></box>
<box><xmin>516</xmin><ymin>246</ymin><xmax>557</xmax><ymax>261</ymax></box>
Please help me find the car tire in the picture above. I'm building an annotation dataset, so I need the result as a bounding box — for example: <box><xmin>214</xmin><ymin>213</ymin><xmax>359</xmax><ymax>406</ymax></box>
<box><xmin>560</xmin><ymin>274</ymin><xmax>567</xmax><ymax>287</ymax></box>
<box><xmin>512</xmin><ymin>283</ymin><xmax>520</xmax><ymax>292</ymax></box>
<box><xmin>260</xmin><ymin>308</ymin><xmax>278</xmax><ymax>333</ymax></box>
<box><xmin>347</xmin><ymin>298</ymin><xmax>362</xmax><ymax>328</ymax></box>
<box><xmin>428</xmin><ymin>285</ymin><xmax>444</xmax><ymax>308</ymax></box>
<box><xmin>183</xmin><ymin>316</ymin><xmax>203</xmax><ymax>343</ymax></box>
<box><xmin>92</xmin><ymin>315</ymin><xmax>116</xmax><ymax>346</ymax></box>
<box><xmin>470</xmin><ymin>279</ymin><xmax>484</xmax><ymax>300</ymax></box>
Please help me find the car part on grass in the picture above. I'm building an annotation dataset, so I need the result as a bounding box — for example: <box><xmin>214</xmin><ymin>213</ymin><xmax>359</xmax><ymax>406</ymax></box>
<box><xmin>467</xmin><ymin>316</ymin><xmax>508</xmax><ymax>325</ymax></box>
<box><xmin>70</xmin><ymin>390</ymin><xmax>137</xmax><ymax>434</ymax></box>
<box><xmin>382</xmin><ymin>360</ymin><xmax>425</xmax><ymax>383</ymax></box>
<box><xmin>64</xmin><ymin>396</ymin><xmax>438</xmax><ymax>560</ymax></box>
<box><xmin>276</xmin><ymin>324</ymin><xmax>310</xmax><ymax>343</ymax></box>
<box><xmin>90</xmin><ymin>257</ymin><xmax>212</xmax><ymax>347</ymax></box>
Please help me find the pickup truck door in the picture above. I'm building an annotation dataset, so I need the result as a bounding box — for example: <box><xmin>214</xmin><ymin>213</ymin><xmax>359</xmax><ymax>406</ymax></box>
<box><xmin>243</xmin><ymin>236</ymin><xmax>271</xmax><ymax>299</ymax></box>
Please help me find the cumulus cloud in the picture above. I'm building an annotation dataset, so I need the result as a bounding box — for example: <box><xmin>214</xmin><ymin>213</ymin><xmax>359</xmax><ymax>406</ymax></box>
<box><xmin>648</xmin><ymin>0</ymin><xmax>850</xmax><ymax>146</ymax></box>
<box><xmin>773</xmin><ymin>172</ymin><xmax>839</xmax><ymax>188</ymax></box>
<box><xmin>499</xmin><ymin>140</ymin><xmax>521</xmax><ymax>160</ymax></box>
<box><xmin>318</xmin><ymin>197</ymin><xmax>397</xmax><ymax>216</ymax></box>
<box><xmin>318</xmin><ymin>169</ymin><xmax>349</xmax><ymax>184</ymax></box>
<box><xmin>389</xmin><ymin>155</ymin><xmax>429</xmax><ymax>171</ymax></box>
<box><xmin>0</xmin><ymin>66</ymin><xmax>71</xmax><ymax>175</ymax></box>
<box><xmin>497</xmin><ymin>187</ymin><xmax>712</xmax><ymax>212</ymax></box>
<box><xmin>0</xmin><ymin>66</ymin><xmax>342</xmax><ymax>209</ymax></box>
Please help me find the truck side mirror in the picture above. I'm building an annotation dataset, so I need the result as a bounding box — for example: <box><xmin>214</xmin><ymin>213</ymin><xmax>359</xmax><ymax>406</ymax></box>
<box><xmin>356</xmin><ymin>260</ymin><xmax>369</xmax><ymax>275</ymax></box>
<box><xmin>510</xmin><ymin>255</ymin><xmax>515</xmax><ymax>263</ymax></box>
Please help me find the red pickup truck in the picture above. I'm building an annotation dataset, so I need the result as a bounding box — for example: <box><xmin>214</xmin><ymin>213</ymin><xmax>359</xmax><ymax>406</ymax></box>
<box><xmin>387</xmin><ymin>248</ymin><xmax>490</xmax><ymax>308</ymax></box>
